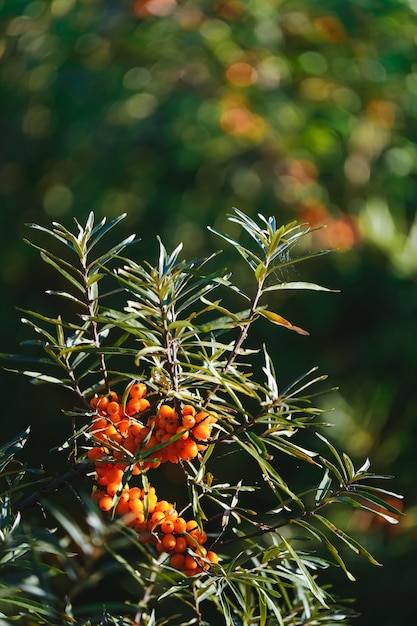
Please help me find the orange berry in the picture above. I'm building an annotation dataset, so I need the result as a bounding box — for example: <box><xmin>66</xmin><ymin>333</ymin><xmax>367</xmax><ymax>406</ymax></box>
<box><xmin>107</xmin><ymin>467</ymin><xmax>123</xmax><ymax>483</ymax></box>
<box><xmin>129</xmin><ymin>499</ymin><xmax>144</xmax><ymax>515</ymax></box>
<box><xmin>115</xmin><ymin>500</ymin><xmax>130</xmax><ymax>515</ymax></box>
<box><xmin>87</xmin><ymin>447</ymin><xmax>104</xmax><ymax>460</ymax></box>
<box><xmin>107</xmin><ymin>401</ymin><xmax>120</xmax><ymax>415</ymax></box>
<box><xmin>175</xmin><ymin>425</ymin><xmax>189</xmax><ymax>439</ymax></box>
<box><xmin>90</xmin><ymin>417</ymin><xmax>108</xmax><ymax>432</ymax></box>
<box><xmin>125</xmin><ymin>398</ymin><xmax>141</xmax><ymax>416</ymax></box>
<box><xmin>136</xmin><ymin>426</ymin><xmax>151</xmax><ymax>442</ymax></box>
<box><xmin>174</xmin><ymin>517</ymin><xmax>187</xmax><ymax>534</ymax></box>
<box><xmin>106</xmin><ymin>481</ymin><xmax>121</xmax><ymax>497</ymax></box>
<box><xmin>119</xmin><ymin>489</ymin><xmax>130</xmax><ymax>503</ymax></box>
<box><xmin>137</xmin><ymin>398</ymin><xmax>151</xmax><ymax>412</ymax></box>
<box><xmin>123</xmin><ymin>435</ymin><xmax>137</xmax><ymax>453</ymax></box>
<box><xmin>130</xmin><ymin>382</ymin><xmax>147</xmax><ymax>399</ymax></box>
<box><xmin>158</xmin><ymin>404</ymin><xmax>175</xmax><ymax>419</ymax></box>
<box><xmin>184</xmin><ymin>555</ymin><xmax>198</xmax><ymax>571</ymax></box>
<box><xmin>146</xmin><ymin>435</ymin><xmax>158</xmax><ymax>449</ymax></box>
<box><xmin>150</xmin><ymin>511</ymin><xmax>166</xmax><ymax>526</ymax></box>
<box><xmin>104</xmin><ymin>424</ymin><xmax>118</xmax><ymax>438</ymax></box>
<box><xmin>118</xmin><ymin>419</ymin><xmax>130</xmax><ymax>436</ymax></box>
<box><xmin>165</xmin><ymin>419</ymin><xmax>179</xmax><ymax>435</ymax></box>
<box><xmin>186</xmin><ymin>520</ymin><xmax>199</xmax><ymax>533</ymax></box>
<box><xmin>207</xmin><ymin>551</ymin><xmax>219</xmax><ymax>564</ymax></box>
<box><xmin>155</xmin><ymin>428</ymin><xmax>166</xmax><ymax>442</ymax></box>
<box><xmin>174</xmin><ymin>536</ymin><xmax>187</xmax><ymax>553</ymax></box>
<box><xmin>181</xmin><ymin>405</ymin><xmax>195</xmax><ymax>417</ymax></box>
<box><xmin>128</xmin><ymin>487</ymin><xmax>141</xmax><ymax>500</ymax></box>
<box><xmin>178</xmin><ymin>440</ymin><xmax>198</xmax><ymax>460</ymax></box>
<box><xmin>99</xmin><ymin>495</ymin><xmax>113</xmax><ymax>511</ymax></box>
<box><xmin>155</xmin><ymin>500</ymin><xmax>171</xmax><ymax>514</ymax></box>
<box><xmin>162</xmin><ymin>533</ymin><xmax>176</xmax><ymax>551</ymax></box>
<box><xmin>129</xmin><ymin>421</ymin><xmax>143</xmax><ymax>437</ymax></box>
<box><xmin>160</xmin><ymin>519</ymin><xmax>175</xmax><ymax>534</ymax></box>
<box><xmin>194</xmin><ymin>411</ymin><xmax>209</xmax><ymax>424</ymax></box>
<box><xmin>90</xmin><ymin>396</ymin><xmax>99</xmax><ymax>409</ymax></box>
<box><xmin>97</xmin><ymin>396</ymin><xmax>109</xmax><ymax>411</ymax></box>
<box><xmin>155</xmin><ymin>540</ymin><xmax>166</xmax><ymax>553</ymax></box>
<box><xmin>170</xmin><ymin>553</ymin><xmax>185</xmax><ymax>569</ymax></box>
<box><xmin>192</xmin><ymin>423</ymin><xmax>211</xmax><ymax>441</ymax></box>
<box><xmin>181</xmin><ymin>414</ymin><xmax>195</xmax><ymax>429</ymax></box>
<box><xmin>133</xmin><ymin>512</ymin><xmax>145</xmax><ymax>525</ymax></box>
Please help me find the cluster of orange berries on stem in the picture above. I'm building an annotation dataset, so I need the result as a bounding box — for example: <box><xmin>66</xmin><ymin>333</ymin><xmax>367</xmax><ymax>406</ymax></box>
<box><xmin>87</xmin><ymin>382</ymin><xmax>219</xmax><ymax>575</ymax></box>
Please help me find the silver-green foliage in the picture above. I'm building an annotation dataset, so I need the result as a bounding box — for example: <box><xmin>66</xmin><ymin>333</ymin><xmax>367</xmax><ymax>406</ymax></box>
<box><xmin>0</xmin><ymin>210</ymin><xmax>402</xmax><ymax>625</ymax></box>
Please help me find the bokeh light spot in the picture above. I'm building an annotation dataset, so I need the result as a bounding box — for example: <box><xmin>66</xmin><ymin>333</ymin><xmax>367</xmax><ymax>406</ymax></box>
<box><xmin>43</xmin><ymin>184</ymin><xmax>73</xmax><ymax>216</ymax></box>
<box><xmin>226</xmin><ymin>62</ymin><xmax>257</xmax><ymax>87</ymax></box>
<box><xmin>125</xmin><ymin>93</ymin><xmax>158</xmax><ymax>119</ymax></box>
<box><xmin>50</xmin><ymin>0</ymin><xmax>76</xmax><ymax>17</ymax></box>
<box><xmin>22</xmin><ymin>105</ymin><xmax>52</xmax><ymax>137</ymax></box>
<box><xmin>123</xmin><ymin>67</ymin><xmax>151</xmax><ymax>91</ymax></box>
<box><xmin>298</xmin><ymin>51</ymin><xmax>328</xmax><ymax>75</ymax></box>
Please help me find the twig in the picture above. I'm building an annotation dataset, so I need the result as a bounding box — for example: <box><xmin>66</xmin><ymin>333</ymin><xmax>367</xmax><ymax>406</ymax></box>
<box><xmin>12</xmin><ymin>462</ymin><xmax>91</xmax><ymax>514</ymax></box>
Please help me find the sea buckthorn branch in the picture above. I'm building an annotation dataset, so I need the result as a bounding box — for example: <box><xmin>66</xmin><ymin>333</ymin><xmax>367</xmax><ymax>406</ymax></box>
<box><xmin>3</xmin><ymin>210</ymin><xmax>404</xmax><ymax>625</ymax></box>
<box><xmin>16</xmin><ymin>213</ymin><xmax>136</xmax><ymax>399</ymax></box>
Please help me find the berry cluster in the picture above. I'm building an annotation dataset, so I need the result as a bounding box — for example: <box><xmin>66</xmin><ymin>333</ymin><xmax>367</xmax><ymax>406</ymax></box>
<box><xmin>87</xmin><ymin>383</ymin><xmax>219</xmax><ymax>575</ymax></box>
<box><xmin>87</xmin><ymin>385</ymin><xmax>216</xmax><ymax>472</ymax></box>
<box><xmin>92</xmin><ymin>484</ymin><xmax>218</xmax><ymax>575</ymax></box>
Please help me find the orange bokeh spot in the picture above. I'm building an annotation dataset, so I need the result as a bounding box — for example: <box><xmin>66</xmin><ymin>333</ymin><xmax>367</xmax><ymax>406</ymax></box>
<box><xmin>366</xmin><ymin>100</ymin><xmax>396</xmax><ymax>129</ymax></box>
<box><xmin>299</xmin><ymin>201</ymin><xmax>359</xmax><ymax>252</ymax></box>
<box><xmin>132</xmin><ymin>0</ymin><xmax>176</xmax><ymax>18</ymax></box>
<box><xmin>313</xmin><ymin>15</ymin><xmax>347</xmax><ymax>42</ymax></box>
<box><xmin>220</xmin><ymin>96</ymin><xmax>266</xmax><ymax>142</ymax></box>
<box><xmin>226</xmin><ymin>62</ymin><xmax>257</xmax><ymax>87</ymax></box>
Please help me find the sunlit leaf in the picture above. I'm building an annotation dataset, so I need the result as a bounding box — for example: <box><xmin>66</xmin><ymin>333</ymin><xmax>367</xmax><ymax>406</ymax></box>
<box><xmin>263</xmin><ymin>281</ymin><xmax>338</xmax><ymax>293</ymax></box>
<box><xmin>257</xmin><ymin>309</ymin><xmax>309</xmax><ymax>336</ymax></box>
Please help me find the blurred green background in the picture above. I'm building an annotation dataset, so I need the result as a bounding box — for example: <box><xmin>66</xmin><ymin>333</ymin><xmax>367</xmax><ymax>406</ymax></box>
<box><xmin>1</xmin><ymin>0</ymin><xmax>416</xmax><ymax>622</ymax></box>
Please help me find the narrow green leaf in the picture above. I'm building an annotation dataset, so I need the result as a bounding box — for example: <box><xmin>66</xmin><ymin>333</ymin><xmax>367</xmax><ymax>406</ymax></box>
<box><xmin>257</xmin><ymin>309</ymin><xmax>309</xmax><ymax>336</ymax></box>
<box><xmin>235</xmin><ymin>437</ymin><xmax>303</xmax><ymax>507</ymax></box>
<box><xmin>319</xmin><ymin>456</ymin><xmax>345</xmax><ymax>486</ymax></box>
<box><xmin>246</xmin><ymin>431</ymin><xmax>270</xmax><ymax>459</ymax></box>
<box><xmin>342</xmin><ymin>452</ymin><xmax>356</xmax><ymax>481</ymax></box>
<box><xmin>314</xmin><ymin>514</ymin><xmax>381</xmax><ymax>565</ymax></box>
<box><xmin>40</xmin><ymin>252</ymin><xmax>85</xmax><ymax>294</ymax></box>
<box><xmin>87</xmin><ymin>213</ymin><xmax>127</xmax><ymax>251</ymax></box>
<box><xmin>26</xmin><ymin>222</ymin><xmax>75</xmax><ymax>249</ymax></box>
<box><xmin>45</xmin><ymin>290</ymin><xmax>86</xmax><ymax>307</ymax></box>
<box><xmin>88</xmin><ymin>234</ymin><xmax>137</xmax><ymax>272</ymax></box>
<box><xmin>293</xmin><ymin>519</ymin><xmax>356</xmax><ymax>581</ymax></box>
<box><xmin>280</xmin><ymin>536</ymin><xmax>328</xmax><ymax>606</ymax></box>
<box><xmin>331</xmin><ymin>495</ymin><xmax>400</xmax><ymax>524</ymax></box>
<box><xmin>255</xmin><ymin>262</ymin><xmax>267</xmax><ymax>283</ymax></box>
<box><xmin>316</xmin><ymin>433</ymin><xmax>348</xmax><ymax>483</ymax></box>
<box><xmin>20</xmin><ymin>371</ymin><xmax>71</xmax><ymax>385</ymax></box>
<box><xmin>263</xmin><ymin>281</ymin><xmax>338</xmax><ymax>293</ymax></box>
<box><xmin>351</xmin><ymin>483</ymin><xmax>404</xmax><ymax>500</ymax></box>
<box><xmin>349</xmin><ymin>488</ymin><xmax>403</xmax><ymax>517</ymax></box>
<box><xmin>207</xmin><ymin>226</ymin><xmax>262</xmax><ymax>269</ymax></box>
<box><xmin>266</xmin><ymin>436</ymin><xmax>321</xmax><ymax>466</ymax></box>
<box><xmin>315</xmin><ymin>469</ymin><xmax>332</xmax><ymax>504</ymax></box>
<box><xmin>86</xmin><ymin>272</ymin><xmax>104</xmax><ymax>287</ymax></box>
